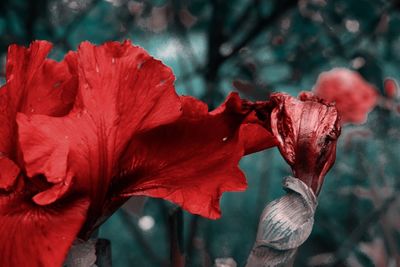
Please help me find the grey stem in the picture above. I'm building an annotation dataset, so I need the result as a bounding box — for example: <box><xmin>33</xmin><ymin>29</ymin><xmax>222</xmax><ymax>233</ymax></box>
<box><xmin>64</xmin><ymin>238</ymin><xmax>112</xmax><ymax>267</ymax></box>
<box><xmin>246</xmin><ymin>177</ymin><xmax>317</xmax><ymax>267</ymax></box>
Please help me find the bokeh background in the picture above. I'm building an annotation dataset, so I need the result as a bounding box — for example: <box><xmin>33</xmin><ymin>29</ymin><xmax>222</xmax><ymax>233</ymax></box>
<box><xmin>1</xmin><ymin>0</ymin><xmax>400</xmax><ymax>266</ymax></box>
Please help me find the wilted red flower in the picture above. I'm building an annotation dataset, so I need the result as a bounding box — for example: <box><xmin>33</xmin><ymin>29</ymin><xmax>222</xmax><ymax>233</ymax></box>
<box><xmin>0</xmin><ymin>41</ymin><xmax>273</xmax><ymax>266</ymax></box>
<box><xmin>269</xmin><ymin>92</ymin><xmax>341</xmax><ymax>195</ymax></box>
<box><xmin>313</xmin><ymin>68</ymin><xmax>378</xmax><ymax>124</ymax></box>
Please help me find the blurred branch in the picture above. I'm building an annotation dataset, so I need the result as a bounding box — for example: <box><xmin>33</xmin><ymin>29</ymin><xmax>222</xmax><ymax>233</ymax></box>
<box><xmin>169</xmin><ymin>208</ymin><xmax>185</xmax><ymax>267</ymax></box>
<box><xmin>222</xmin><ymin>0</ymin><xmax>297</xmax><ymax>63</ymax></box>
<box><xmin>171</xmin><ymin>0</ymin><xmax>202</xmax><ymax>68</ymax></box>
<box><xmin>322</xmin><ymin>1</ymin><xmax>393</xmax><ymax>59</ymax></box>
<box><xmin>326</xmin><ymin>194</ymin><xmax>398</xmax><ymax>266</ymax></box>
<box><xmin>361</xmin><ymin>153</ymin><xmax>400</xmax><ymax>265</ymax></box>
<box><xmin>202</xmin><ymin>0</ymin><xmax>297</xmax><ymax>105</ymax></box>
<box><xmin>63</xmin><ymin>0</ymin><xmax>101</xmax><ymax>37</ymax></box>
<box><xmin>203</xmin><ymin>0</ymin><xmax>227</xmax><ymax>102</ymax></box>
<box><xmin>255</xmin><ymin>152</ymin><xmax>274</xmax><ymax>223</ymax></box>
<box><xmin>25</xmin><ymin>0</ymin><xmax>41</xmax><ymax>42</ymax></box>
<box><xmin>229</xmin><ymin>0</ymin><xmax>259</xmax><ymax>36</ymax></box>
<box><xmin>176</xmin><ymin>66</ymin><xmax>204</xmax><ymax>85</ymax></box>
<box><xmin>185</xmin><ymin>215</ymin><xmax>200</xmax><ymax>265</ymax></box>
<box><xmin>54</xmin><ymin>0</ymin><xmax>102</xmax><ymax>49</ymax></box>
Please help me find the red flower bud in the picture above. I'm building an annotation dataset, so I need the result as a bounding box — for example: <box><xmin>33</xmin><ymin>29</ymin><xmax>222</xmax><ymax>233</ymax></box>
<box><xmin>269</xmin><ymin>92</ymin><xmax>341</xmax><ymax>195</ymax></box>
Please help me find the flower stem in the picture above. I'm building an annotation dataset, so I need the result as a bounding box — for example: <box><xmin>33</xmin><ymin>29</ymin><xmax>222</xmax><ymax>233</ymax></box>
<box><xmin>169</xmin><ymin>207</ymin><xmax>185</xmax><ymax>267</ymax></box>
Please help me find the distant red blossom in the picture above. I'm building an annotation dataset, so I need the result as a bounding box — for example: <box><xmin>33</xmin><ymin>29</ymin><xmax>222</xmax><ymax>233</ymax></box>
<box><xmin>384</xmin><ymin>78</ymin><xmax>398</xmax><ymax>99</ymax></box>
<box><xmin>0</xmin><ymin>41</ymin><xmax>274</xmax><ymax>267</ymax></box>
<box><xmin>313</xmin><ymin>68</ymin><xmax>378</xmax><ymax>124</ymax></box>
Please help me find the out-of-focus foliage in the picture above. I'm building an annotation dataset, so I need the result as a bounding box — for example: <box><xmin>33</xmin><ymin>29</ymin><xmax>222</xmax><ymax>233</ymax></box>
<box><xmin>1</xmin><ymin>0</ymin><xmax>400</xmax><ymax>266</ymax></box>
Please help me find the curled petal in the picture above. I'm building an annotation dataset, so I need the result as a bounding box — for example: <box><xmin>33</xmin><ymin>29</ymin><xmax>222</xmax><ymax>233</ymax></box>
<box><xmin>254</xmin><ymin>177</ymin><xmax>316</xmax><ymax>250</ymax></box>
<box><xmin>16</xmin><ymin>121</ymin><xmax>70</xmax><ymax>184</ymax></box>
<box><xmin>116</xmin><ymin>93</ymin><xmax>251</xmax><ymax>219</ymax></box>
<box><xmin>313</xmin><ymin>68</ymin><xmax>378</xmax><ymax>124</ymax></box>
<box><xmin>32</xmin><ymin>172</ymin><xmax>74</xmax><ymax>205</ymax></box>
<box><xmin>247</xmin><ymin>177</ymin><xmax>316</xmax><ymax>267</ymax></box>
<box><xmin>0</xmin><ymin>41</ymin><xmax>78</xmax><ymax>159</ymax></box>
<box><xmin>270</xmin><ymin>92</ymin><xmax>340</xmax><ymax>194</ymax></box>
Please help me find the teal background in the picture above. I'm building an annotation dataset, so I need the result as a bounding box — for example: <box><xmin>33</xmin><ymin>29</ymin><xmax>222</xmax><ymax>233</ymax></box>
<box><xmin>1</xmin><ymin>0</ymin><xmax>400</xmax><ymax>266</ymax></box>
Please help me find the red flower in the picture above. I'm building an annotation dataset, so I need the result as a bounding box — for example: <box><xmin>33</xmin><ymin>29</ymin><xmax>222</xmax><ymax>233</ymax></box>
<box><xmin>0</xmin><ymin>41</ymin><xmax>274</xmax><ymax>266</ymax></box>
<box><xmin>269</xmin><ymin>92</ymin><xmax>341</xmax><ymax>195</ymax></box>
<box><xmin>313</xmin><ymin>68</ymin><xmax>378</xmax><ymax>124</ymax></box>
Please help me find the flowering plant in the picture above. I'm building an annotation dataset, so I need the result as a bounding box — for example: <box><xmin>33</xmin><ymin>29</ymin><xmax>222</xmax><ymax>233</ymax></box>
<box><xmin>0</xmin><ymin>41</ymin><xmax>274</xmax><ymax>266</ymax></box>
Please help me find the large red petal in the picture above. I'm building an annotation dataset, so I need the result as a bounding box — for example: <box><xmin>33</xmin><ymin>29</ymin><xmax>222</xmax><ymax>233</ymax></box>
<box><xmin>74</xmin><ymin>41</ymin><xmax>181</xmax><ymax>136</ymax></box>
<box><xmin>6</xmin><ymin>41</ymin><xmax>78</xmax><ymax>116</ymax></box>
<box><xmin>116</xmin><ymin>93</ymin><xmax>251</xmax><ymax>219</ymax></box>
<box><xmin>0</xmin><ymin>180</ymin><xmax>89</xmax><ymax>267</ymax></box>
<box><xmin>17</xmin><ymin>41</ymin><xmax>182</xmax><ymax>221</ymax></box>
